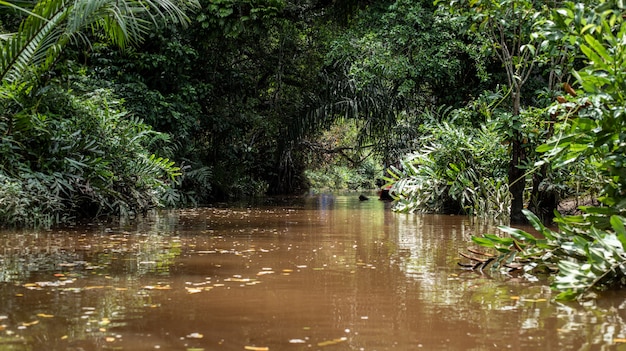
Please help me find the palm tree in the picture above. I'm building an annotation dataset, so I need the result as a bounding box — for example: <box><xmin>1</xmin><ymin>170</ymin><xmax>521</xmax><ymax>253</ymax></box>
<box><xmin>0</xmin><ymin>0</ymin><xmax>198</xmax><ymax>84</ymax></box>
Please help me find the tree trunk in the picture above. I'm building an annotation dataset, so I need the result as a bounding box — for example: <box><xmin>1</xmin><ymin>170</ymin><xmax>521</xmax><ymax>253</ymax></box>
<box><xmin>509</xmin><ymin>137</ymin><xmax>527</xmax><ymax>224</ymax></box>
<box><xmin>528</xmin><ymin>165</ymin><xmax>558</xmax><ymax>224</ymax></box>
<box><xmin>509</xmin><ymin>89</ymin><xmax>527</xmax><ymax>224</ymax></box>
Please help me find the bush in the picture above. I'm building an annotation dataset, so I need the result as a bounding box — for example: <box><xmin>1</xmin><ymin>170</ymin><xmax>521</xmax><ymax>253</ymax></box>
<box><xmin>0</xmin><ymin>83</ymin><xmax>180</xmax><ymax>227</ymax></box>
<box><xmin>388</xmin><ymin>116</ymin><xmax>510</xmax><ymax>220</ymax></box>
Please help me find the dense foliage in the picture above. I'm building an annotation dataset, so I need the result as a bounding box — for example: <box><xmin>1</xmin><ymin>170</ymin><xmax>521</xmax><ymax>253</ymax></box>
<box><xmin>0</xmin><ymin>84</ymin><xmax>180</xmax><ymax>226</ymax></box>
<box><xmin>459</xmin><ymin>0</ymin><xmax>626</xmax><ymax>300</ymax></box>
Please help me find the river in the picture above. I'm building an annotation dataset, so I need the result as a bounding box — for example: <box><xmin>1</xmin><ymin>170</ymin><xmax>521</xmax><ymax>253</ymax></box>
<box><xmin>0</xmin><ymin>194</ymin><xmax>625</xmax><ymax>350</ymax></box>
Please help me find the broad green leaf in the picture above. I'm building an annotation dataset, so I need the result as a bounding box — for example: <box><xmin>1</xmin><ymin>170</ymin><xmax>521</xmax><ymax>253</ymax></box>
<box><xmin>472</xmin><ymin>236</ymin><xmax>496</xmax><ymax>248</ymax></box>
<box><xmin>611</xmin><ymin>216</ymin><xmax>626</xmax><ymax>250</ymax></box>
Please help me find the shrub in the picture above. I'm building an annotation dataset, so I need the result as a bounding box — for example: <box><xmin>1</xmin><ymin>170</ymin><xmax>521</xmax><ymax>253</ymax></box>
<box><xmin>0</xmin><ymin>83</ymin><xmax>180</xmax><ymax>227</ymax></box>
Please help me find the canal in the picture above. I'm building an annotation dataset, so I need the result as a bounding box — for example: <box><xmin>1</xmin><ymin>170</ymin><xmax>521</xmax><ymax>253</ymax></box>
<box><xmin>0</xmin><ymin>195</ymin><xmax>625</xmax><ymax>350</ymax></box>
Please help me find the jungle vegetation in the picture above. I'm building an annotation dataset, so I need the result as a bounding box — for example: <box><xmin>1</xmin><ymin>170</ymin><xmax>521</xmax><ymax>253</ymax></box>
<box><xmin>1</xmin><ymin>0</ymin><xmax>626</xmax><ymax>299</ymax></box>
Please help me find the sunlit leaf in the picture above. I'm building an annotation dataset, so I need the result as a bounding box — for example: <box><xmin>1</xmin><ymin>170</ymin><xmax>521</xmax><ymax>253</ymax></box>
<box><xmin>317</xmin><ymin>337</ymin><xmax>347</xmax><ymax>347</ymax></box>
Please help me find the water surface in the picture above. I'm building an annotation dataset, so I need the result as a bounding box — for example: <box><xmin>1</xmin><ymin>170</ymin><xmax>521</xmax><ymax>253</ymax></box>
<box><xmin>1</xmin><ymin>195</ymin><xmax>625</xmax><ymax>350</ymax></box>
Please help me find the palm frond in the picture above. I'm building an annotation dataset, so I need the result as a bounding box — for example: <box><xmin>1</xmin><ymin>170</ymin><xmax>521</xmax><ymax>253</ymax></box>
<box><xmin>0</xmin><ymin>0</ymin><xmax>69</xmax><ymax>83</ymax></box>
<box><xmin>1</xmin><ymin>0</ymin><xmax>199</xmax><ymax>84</ymax></box>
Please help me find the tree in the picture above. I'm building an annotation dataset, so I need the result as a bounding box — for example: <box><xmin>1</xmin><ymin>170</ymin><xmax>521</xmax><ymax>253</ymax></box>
<box><xmin>437</xmin><ymin>0</ymin><xmax>548</xmax><ymax>223</ymax></box>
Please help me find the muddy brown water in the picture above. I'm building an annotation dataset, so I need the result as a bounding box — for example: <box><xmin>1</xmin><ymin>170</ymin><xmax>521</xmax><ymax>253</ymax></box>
<box><xmin>1</xmin><ymin>195</ymin><xmax>626</xmax><ymax>351</ymax></box>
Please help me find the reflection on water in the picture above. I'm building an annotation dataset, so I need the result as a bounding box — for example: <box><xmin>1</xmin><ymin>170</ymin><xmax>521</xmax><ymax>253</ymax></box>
<box><xmin>0</xmin><ymin>195</ymin><xmax>626</xmax><ymax>350</ymax></box>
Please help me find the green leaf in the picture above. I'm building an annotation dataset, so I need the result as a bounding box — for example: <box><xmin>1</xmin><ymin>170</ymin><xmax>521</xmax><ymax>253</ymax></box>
<box><xmin>611</xmin><ymin>216</ymin><xmax>626</xmax><ymax>250</ymax></box>
<box><xmin>581</xmin><ymin>35</ymin><xmax>611</xmax><ymax>67</ymax></box>
<box><xmin>472</xmin><ymin>236</ymin><xmax>496</xmax><ymax>248</ymax></box>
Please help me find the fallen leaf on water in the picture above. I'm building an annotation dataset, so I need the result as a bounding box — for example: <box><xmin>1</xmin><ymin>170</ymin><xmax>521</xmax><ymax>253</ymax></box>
<box><xmin>185</xmin><ymin>288</ymin><xmax>203</xmax><ymax>294</ymax></box>
<box><xmin>288</xmin><ymin>339</ymin><xmax>306</xmax><ymax>344</ymax></box>
<box><xmin>84</xmin><ymin>286</ymin><xmax>105</xmax><ymax>290</ymax></box>
<box><xmin>21</xmin><ymin>320</ymin><xmax>39</xmax><ymax>327</ymax></box>
<box><xmin>61</xmin><ymin>335</ymin><xmax>68</xmax><ymax>340</ymax></box>
<box><xmin>510</xmin><ymin>296</ymin><xmax>520</xmax><ymax>300</ymax></box>
<box><xmin>186</xmin><ymin>332</ymin><xmax>203</xmax><ymax>339</ymax></box>
<box><xmin>244</xmin><ymin>346</ymin><xmax>269</xmax><ymax>351</ymax></box>
<box><xmin>187</xmin><ymin>348</ymin><xmax>205</xmax><ymax>351</ymax></box>
<box><xmin>105</xmin><ymin>337</ymin><xmax>116</xmax><ymax>342</ymax></box>
<box><xmin>36</xmin><ymin>314</ymin><xmax>54</xmax><ymax>318</ymax></box>
<box><xmin>317</xmin><ymin>337</ymin><xmax>347</xmax><ymax>347</ymax></box>
<box><xmin>142</xmin><ymin>285</ymin><xmax>172</xmax><ymax>290</ymax></box>
<box><xmin>614</xmin><ymin>338</ymin><xmax>626</xmax><ymax>343</ymax></box>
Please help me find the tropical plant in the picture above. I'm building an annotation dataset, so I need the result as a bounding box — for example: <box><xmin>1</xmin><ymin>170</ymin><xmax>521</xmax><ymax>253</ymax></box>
<box><xmin>465</xmin><ymin>210</ymin><xmax>626</xmax><ymax>300</ymax></box>
<box><xmin>388</xmin><ymin>110</ymin><xmax>510</xmax><ymax>221</ymax></box>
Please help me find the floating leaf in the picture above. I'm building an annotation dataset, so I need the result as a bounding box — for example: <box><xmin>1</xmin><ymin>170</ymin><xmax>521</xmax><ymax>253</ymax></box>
<box><xmin>186</xmin><ymin>332</ymin><xmax>203</xmax><ymax>339</ymax></box>
<box><xmin>142</xmin><ymin>285</ymin><xmax>172</xmax><ymax>290</ymax></box>
<box><xmin>244</xmin><ymin>346</ymin><xmax>269</xmax><ymax>351</ymax></box>
<box><xmin>36</xmin><ymin>313</ymin><xmax>54</xmax><ymax>318</ymax></box>
<box><xmin>317</xmin><ymin>337</ymin><xmax>347</xmax><ymax>347</ymax></box>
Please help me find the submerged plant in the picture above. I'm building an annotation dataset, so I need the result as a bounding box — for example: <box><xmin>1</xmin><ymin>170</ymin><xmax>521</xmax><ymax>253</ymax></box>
<box><xmin>466</xmin><ymin>210</ymin><xmax>626</xmax><ymax>300</ymax></box>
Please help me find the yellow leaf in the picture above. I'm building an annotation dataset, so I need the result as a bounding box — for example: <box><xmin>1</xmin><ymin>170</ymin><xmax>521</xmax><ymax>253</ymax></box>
<box><xmin>36</xmin><ymin>314</ymin><xmax>54</xmax><ymax>318</ymax></box>
<box><xmin>84</xmin><ymin>286</ymin><xmax>105</xmax><ymax>290</ymax></box>
<box><xmin>317</xmin><ymin>337</ymin><xmax>347</xmax><ymax>347</ymax></box>
<box><xmin>244</xmin><ymin>346</ymin><xmax>269</xmax><ymax>351</ymax></box>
